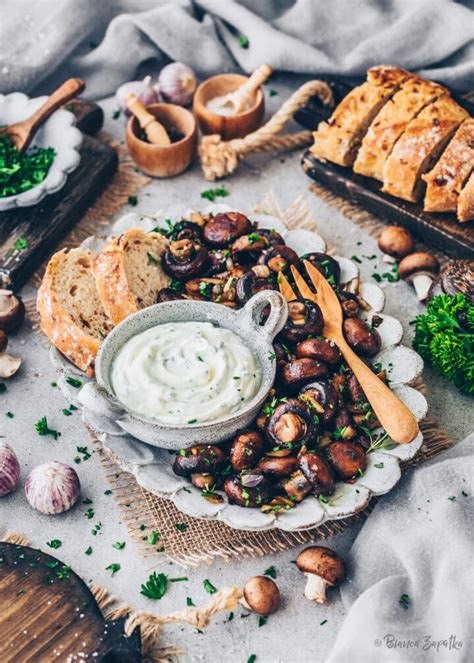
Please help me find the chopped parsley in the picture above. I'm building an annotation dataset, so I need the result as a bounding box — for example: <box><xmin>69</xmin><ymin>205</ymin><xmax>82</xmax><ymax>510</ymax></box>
<box><xmin>141</xmin><ymin>571</ymin><xmax>168</xmax><ymax>600</ymax></box>
<box><xmin>447</xmin><ymin>495</ymin><xmax>456</xmax><ymax>501</ymax></box>
<box><xmin>198</xmin><ymin>281</ymin><xmax>212</xmax><ymax>298</ymax></box>
<box><xmin>128</xmin><ymin>195</ymin><xmax>138</xmax><ymax>206</ymax></box>
<box><xmin>203</xmin><ymin>579</ymin><xmax>217</xmax><ymax>594</ymax></box>
<box><xmin>351</xmin><ymin>255</ymin><xmax>362</xmax><ymax>264</ymax></box>
<box><xmin>112</xmin><ymin>109</ymin><xmax>121</xmax><ymax>120</ymax></box>
<box><xmin>187</xmin><ymin>597</ymin><xmax>195</xmax><ymax>606</ymax></box>
<box><xmin>0</xmin><ymin>135</ymin><xmax>56</xmax><ymax>198</ymax></box>
<box><xmin>258</xmin><ymin>616</ymin><xmax>267</xmax><ymax>627</ymax></box>
<box><xmin>269</xmin><ymin>89</ymin><xmax>278</xmax><ymax>97</ymax></box>
<box><xmin>263</xmin><ymin>565</ymin><xmax>277</xmax><ymax>579</ymax></box>
<box><xmin>175</xmin><ymin>522</ymin><xmax>188</xmax><ymax>532</ymax></box>
<box><xmin>66</xmin><ymin>376</ymin><xmax>82</xmax><ymax>388</ymax></box>
<box><xmin>374</xmin><ymin>462</ymin><xmax>385</xmax><ymax>469</ymax></box>
<box><xmin>47</xmin><ymin>539</ymin><xmax>62</xmax><ymax>549</ymax></box>
<box><xmin>112</xmin><ymin>541</ymin><xmax>126</xmax><ymax>549</ymax></box>
<box><xmin>12</xmin><ymin>237</ymin><xmax>29</xmax><ymax>251</ymax></box>
<box><xmin>247</xmin><ymin>656</ymin><xmax>257</xmax><ymax>663</ymax></box>
<box><xmin>200</xmin><ymin>186</ymin><xmax>229</xmax><ymax>202</ymax></box>
<box><xmin>320</xmin><ymin>619</ymin><xmax>328</xmax><ymax>626</ymax></box>
<box><xmin>239</xmin><ymin>36</ymin><xmax>250</xmax><ymax>49</ymax></box>
<box><xmin>5</xmin><ymin>411</ymin><xmax>14</xmax><ymax>418</ymax></box>
<box><xmin>399</xmin><ymin>593</ymin><xmax>411</xmax><ymax>609</ymax></box>
<box><xmin>35</xmin><ymin>416</ymin><xmax>61</xmax><ymax>439</ymax></box>
<box><xmin>147</xmin><ymin>251</ymin><xmax>159</xmax><ymax>264</ymax></box>
<box><xmin>85</xmin><ymin>546</ymin><xmax>93</xmax><ymax>555</ymax></box>
<box><xmin>146</xmin><ymin>530</ymin><xmax>160</xmax><ymax>545</ymax></box>
<box><xmin>84</xmin><ymin>508</ymin><xmax>95</xmax><ymax>520</ymax></box>
<box><xmin>106</xmin><ymin>563</ymin><xmax>121</xmax><ymax>576</ymax></box>
<box><xmin>0</xmin><ymin>383</ymin><xmax>6</xmax><ymax>393</ymax></box>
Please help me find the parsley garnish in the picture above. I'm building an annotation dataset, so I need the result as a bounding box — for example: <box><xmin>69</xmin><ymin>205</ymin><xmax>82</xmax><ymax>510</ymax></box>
<box><xmin>112</xmin><ymin>541</ymin><xmax>126</xmax><ymax>549</ymax></box>
<box><xmin>47</xmin><ymin>539</ymin><xmax>62</xmax><ymax>549</ymax></box>
<box><xmin>146</xmin><ymin>530</ymin><xmax>160</xmax><ymax>545</ymax></box>
<box><xmin>0</xmin><ymin>135</ymin><xmax>55</xmax><ymax>198</ymax></box>
<box><xmin>106</xmin><ymin>563</ymin><xmax>121</xmax><ymax>576</ymax></box>
<box><xmin>141</xmin><ymin>571</ymin><xmax>168</xmax><ymax>600</ymax></box>
<box><xmin>66</xmin><ymin>376</ymin><xmax>82</xmax><ymax>388</ymax></box>
<box><xmin>5</xmin><ymin>411</ymin><xmax>14</xmax><ymax>418</ymax></box>
<box><xmin>112</xmin><ymin>109</ymin><xmax>121</xmax><ymax>120</ymax></box>
<box><xmin>203</xmin><ymin>579</ymin><xmax>217</xmax><ymax>594</ymax></box>
<box><xmin>263</xmin><ymin>566</ymin><xmax>276</xmax><ymax>579</ymax></box>
<box><xmin>258</xmin><ymin>616</ymin><xmax>267</xmax><ymax>627</ymax></box>
<box><xmin>399</xmin><ymin>593</ymin><xmax>410</xmax><ymax>609</ymax></box>
<box><xmin>187</xmin><ymin>596</ymin><xmax>195</xmax><ymax>606</ymax></box>
<box><xmin>12</xmin><ymin>237</ymin><xmax>29</xmax><ymax>251</ymax></box>
<box><xmin>374</xmin><ymin>462</ymin><xmax>384</xmax><ymax>469</ymax></box>
<box><xmin>239</xmin><ymin>36</ymin><xmax>250</xmax><ymax>48</ymax></box>
<box><xmin>35</xmin><ymin>416</ymin><xmax>61</xmax><ymax>439</ymax></box>
<box><xmin>269</xmin><ymin>89</ymin><xmax>278</xmax><ymax>97</ymax></box>
<box><xmin>128</xmin><ymin>195</ymin><xmax>138</xmax><ymax>206</ymax></box>
<box><xmin>84</xmin><ymin>508</ymin><xmax>95</xmax><ymax>520</ymax></box>
<box><xmin>447</xmin><ymin>495</ymin><xmax>456</xmax><ymax>501</ymax></box>
<box><xmin>175</xmin><ymin>522</ymin><xmax>188</xmax><ymax>532</ymax></box>
<box><xmin>200</xmin><ymin>187</ymin><xmax>229</xmax><ymax>202</ymax></box>
<box><xmin>85</xmin><ymin>546</ymin><xmax>93</xmax><ymax>555</ymax></box>
<box><xmin>147</xmin><ymin>252</ymin><xmax>159</xmax><ymax>264</ymax></box>
<box><xmin>247</xmin><ymin>656</ymin><xmax>257</xmax><ymax>663</ymax></box>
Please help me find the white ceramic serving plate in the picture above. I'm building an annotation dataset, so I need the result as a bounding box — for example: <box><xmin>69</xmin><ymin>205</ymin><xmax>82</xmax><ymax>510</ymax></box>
<box><xmin>0</xmin><ymin>92</ymin><xmax>82</xmax><ymax>210</ymax></box>
<box><xmin>49</xmin><ymin>204</ymin><xmax>427</xmax><ymax>531</ymax></box>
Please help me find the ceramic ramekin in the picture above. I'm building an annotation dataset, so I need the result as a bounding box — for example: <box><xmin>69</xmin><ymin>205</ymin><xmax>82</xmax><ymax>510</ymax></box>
<box><xmin>90</xmin><ymin>291</ymin><xmax>288</xmax><ymax>449</ymax></box>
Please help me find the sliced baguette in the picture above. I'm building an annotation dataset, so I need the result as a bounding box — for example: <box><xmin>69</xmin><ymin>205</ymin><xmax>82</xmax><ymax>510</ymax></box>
<box><xmin>353</xmin><ymin>76</ymin><xmax>446</xmax><ymax>180</ymax></box>
<box><xmin>457</xmin><ymin>172</ymin><xmax>474</xmax><ymax>222</ymax></box>
<box><xmin>93</xmin><ymin>228</ymin><xmax>170</xmax><ymax>325</ymax></box>
<box><xmin>382</xmin><ymin>96</ymin><xmax>468</xmax><ymax>202</ymax></box>
<box><xmin>310</xmin><ymin>65</ymin><xmax>409</xmax><ymax>167</ymax></box>
<box><xmin>422</xmin><ymin>118</ymin><xmax>474</xmax><ymax>213</ymax></box>
<box><xmin>37</xmin><ymin>248</ymin><xmax>113</xmax><ymax>376</ymax></box>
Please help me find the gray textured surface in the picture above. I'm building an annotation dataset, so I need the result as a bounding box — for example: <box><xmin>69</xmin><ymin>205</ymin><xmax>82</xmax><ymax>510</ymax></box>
<box><xmin>2</xmin><ymin>88</ymin><xmax>472</xmax><ymax>663</ymax></box>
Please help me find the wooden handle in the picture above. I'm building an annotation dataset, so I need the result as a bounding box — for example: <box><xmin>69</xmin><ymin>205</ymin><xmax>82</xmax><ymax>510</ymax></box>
<box><xmin>125</xmin><ymin>93</ymin><xmax>170</xmax><ymax>145</ymax></box>
<box><xmin>232</xmin><ymin>64</ymin><xmax>272</xmax><ymax>112</ymax></box>
<box><xmin>25</xmin><ymin>78</ymin><xmax>85</xmax><ymax>138</ymax></box>
<box><xmin>337</xmin><ymin>336</ymin><xmax>419</xmax><ymax>444</ymax></box>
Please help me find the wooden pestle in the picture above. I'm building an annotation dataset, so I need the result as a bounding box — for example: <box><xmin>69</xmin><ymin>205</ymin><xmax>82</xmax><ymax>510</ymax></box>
<box><xmin>212</xmin><ymin>64</ymin><xmax>273</xmax><ymax>115</ymax></box>
<box><xmin>125</xmin><ymin>94</ymin><xmax>171</xmax><ymax>146</ymax></box>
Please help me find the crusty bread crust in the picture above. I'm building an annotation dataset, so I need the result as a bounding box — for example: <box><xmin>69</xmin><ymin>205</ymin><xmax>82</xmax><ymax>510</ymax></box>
<box><xmin>37</xmin><ymin>249</ymin><xmax>103</xmax><ymax>376</ymax></box>
<box><xmin>457</xmin><ymin>172</ymin><xmax>474</xmax><ymax>222</ymax></box>
<box><xmin>93</xmin><ymin>228</ymin><xmax>169</xmax><ymax>325</ymax></box>
<box><xmin>310</xmin><ymin>66</ymin><xmax>409</xmax><ymax>167</ymax></box>
<box><xmin>354</xmin><ymin>76</ymin><xmax>446</xmax><ymax>180</ymax></box>
<box><xmin>382</xmin><ymin>96</ymin><xmax>468</xmax><ymax>202</ymax></box>
<box><xmin>422</xmin><ymin>119</ymin><xmax>474</xmax><ymax>213</ymax></box>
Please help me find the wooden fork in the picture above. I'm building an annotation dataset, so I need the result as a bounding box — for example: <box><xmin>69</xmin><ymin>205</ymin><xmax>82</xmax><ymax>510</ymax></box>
<box><xmin>278</xmin><ymin>260</ymin><xmax>419</xmax><ymax>445</ymax></box>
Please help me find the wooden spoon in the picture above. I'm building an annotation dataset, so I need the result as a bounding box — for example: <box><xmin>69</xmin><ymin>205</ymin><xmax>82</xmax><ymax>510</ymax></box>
<box><xmin>0</xmin><ymin>78</ymin><xmax>85</xmax><ymax>152</ymax></box>
<box><xmin>209</xmin><ymin>64</ymin><xmax>272</xmax><ymax>115</ymax></box>
<box><xmin>125</xmin><ymin>94</ymin><xmax>171</xmax><ymax>146</ymax></box>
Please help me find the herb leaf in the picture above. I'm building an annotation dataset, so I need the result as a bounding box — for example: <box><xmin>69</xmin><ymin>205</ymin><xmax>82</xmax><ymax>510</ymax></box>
<box><xmin>141</xmin><ymin>571</ymin><xmax>168</xmax><ymax>600</ymax></box>
<box><xmin>200</xmin><ymin>187</ymin><xmax>228</xmax><ymax>202</ymax></box>
<box><xmin>106</xmin><ymin>563</ymin><xmax>121</xmax><ymax>576</ymax></box>
<box><xmin>203</xmin><ymin>579</ymin><xmax>217</xmax><ymax>594</ymax></box>
<box><xmin>35</xmin><ymin>416</ymin><xmax>61</xmax><ymax>439</ymax></box>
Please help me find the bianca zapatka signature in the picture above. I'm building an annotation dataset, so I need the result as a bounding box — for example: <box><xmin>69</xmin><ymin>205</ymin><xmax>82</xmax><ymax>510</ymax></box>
<box><xmin>373</xmin><ymin>634</ymin><xmax>463</xmax><ymax>653</ymax></box>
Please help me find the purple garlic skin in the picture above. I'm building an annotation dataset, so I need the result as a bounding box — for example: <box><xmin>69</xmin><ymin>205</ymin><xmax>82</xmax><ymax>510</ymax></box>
<box><xmin>116</xmin><ymin>75</ymin><xmax>160</xmax><ymax>114</ymax></box>
<box><xmin>0</xmin><ymin>442</ymin><xmax>20</xmax><ymax>497</ymax></box>
<box><xmin>25</xmin><ymin>461</ymin><xmax>80</xmax><ymax>514</ymax></box>
<box><xmin>158</xmin><ymin>62</ymin><xmax>197</xmax><ymax>106</ymax></box>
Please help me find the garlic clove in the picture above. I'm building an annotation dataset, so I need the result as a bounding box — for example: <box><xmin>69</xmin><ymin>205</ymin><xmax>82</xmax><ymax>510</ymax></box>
<box><xmin>0</xmin><ymin>442</ymin><xmax>20</xmax><ymax>497</ymax></box>
<box><xmin>25</xmin><ymin>461</ymin><xmax>80</xmax><ymax>514</ymax></box>
<box><xmin>158</xmin><ymin>62</ymin><xmax>197</xmax><ymax>106</ymax></box>
<box><xmin>116</xmin><ymin>75</ymin><xmax>160</xmax><ymax>114</ymax></box>
<box><xmin>0</xmin><ymin>352</ymin><xmax>21</xmax><ymax>378</ymax></box>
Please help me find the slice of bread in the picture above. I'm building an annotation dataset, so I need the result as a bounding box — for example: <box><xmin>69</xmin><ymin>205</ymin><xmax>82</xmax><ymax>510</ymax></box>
<box><xmin>310</xmin><ymin>65</ymin><xmax>409</xmax><ymax>167</ymax></box>
<box><xmin>458</xmin><ymin>172</ymin><xmax>474</xmax><ymax>222</ymax></box>
<box><xmin>382</xmin><ymin>96</ymin><xmax>468</xmax><ymax>202</ymax></box>
<box><xmin>422</xmin><ymin>118</ymin><xmax>474</xmax><ymax>213</ymax></box>
<box><xmin>37</xmin><ymin>248</ymin><xmax>113</xmax><ymax>376</ymax></box>
<box><xmin>93</xmin><ymin>228</ymin><xmax>170</xmax><ymax>325</ymax></box>
<box><xmin>353</xmin><ymin>76</ymin><xmax>446</xmax><ymax>180</ymax></box>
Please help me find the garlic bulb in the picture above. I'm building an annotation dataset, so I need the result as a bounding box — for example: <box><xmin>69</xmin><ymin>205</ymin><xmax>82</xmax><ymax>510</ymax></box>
<box><xmin>0</xmin><ymin>442</ymin><xmax>20</xmax><ymax>497</ymax></box>
<box><xmin>25</xmin><ymin>461</ymin><xmax>80</xmax><ymax>514</ymax></box>
<box><xmin>116</xmin><ymin>75</ymin><xmax>160</xmax><ymax>114</ymax></box>
<box><xmin>158</xmin><ymin>62</ymin><xmax>197</xmax><ymax>106</ymax></box>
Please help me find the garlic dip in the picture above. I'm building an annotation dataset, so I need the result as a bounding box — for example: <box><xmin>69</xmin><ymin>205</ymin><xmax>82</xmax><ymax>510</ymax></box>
<box><xmin>110</xmin><ymin>321</ymin><xmax>261</xmax><ymax>425</ymax></box>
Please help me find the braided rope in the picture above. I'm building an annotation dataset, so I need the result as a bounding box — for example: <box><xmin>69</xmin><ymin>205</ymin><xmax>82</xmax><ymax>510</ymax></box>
<box><xmin>199</xmin><ymin>80</ymin><xmax>333</xmax><ymax>180</ymax></box>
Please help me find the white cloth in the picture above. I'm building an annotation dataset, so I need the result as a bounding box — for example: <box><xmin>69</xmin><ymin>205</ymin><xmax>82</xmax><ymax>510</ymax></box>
<box><xmin>327</xmin><ymin>434</ymin><xmax>474</xmax><ymax>663</ymax></box>
<box><xmin>0</xmin><ymin>0</ymin><xmax>473</xmax><ymax>99</ymax></box>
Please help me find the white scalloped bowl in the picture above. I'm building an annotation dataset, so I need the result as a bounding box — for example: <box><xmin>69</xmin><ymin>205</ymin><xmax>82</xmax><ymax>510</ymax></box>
<box><xmin>48</xmin><ymin>204</ymin><xmax>428</xmax><ymax>532</ymax></box>
<box><xmin>0</xmin><ymin>92</ymin><xmax>82</xmax><ymax>210</ymax></box>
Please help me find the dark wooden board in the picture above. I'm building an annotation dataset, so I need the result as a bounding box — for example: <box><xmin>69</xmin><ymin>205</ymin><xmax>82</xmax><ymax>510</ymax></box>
<box><xmin>0</xmin><ymin>100</ymin><xmax>118</xmax><ymax>290</ymax></box>
<box><xmin>295</xmin><ymin>79</ymin><xmax>474</xmax><ymax>258</ymax></box>
<box><xmin>0</xmin><ymin>542</ymin><xmax>140</xmax><ymax>662</ymax></box>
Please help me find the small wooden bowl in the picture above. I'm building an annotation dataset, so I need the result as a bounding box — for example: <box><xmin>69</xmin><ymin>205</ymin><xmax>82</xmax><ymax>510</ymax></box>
<box><xmin>126</xmin><ymin>103</ymin><xmax>197</xmax><ymax>177</ymax></box>
<box><xmin>193</xmin><ymin>73</ymin><xmax>265</xmax><ymax>140</ymax></box>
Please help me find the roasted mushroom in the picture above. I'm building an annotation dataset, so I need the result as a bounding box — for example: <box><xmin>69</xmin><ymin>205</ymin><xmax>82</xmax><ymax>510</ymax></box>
<box><xmin>296</xmin><ymin>338</ymin><xmax>341</xmax><ymax>366</ymax></box>
<box><xmin>173</xmin><ymin>445</ymin><xmax>227</xmax><ymax>477</ymax></box>
<box><xmin>281</xmin><ymin>358</ymin><xmax>328</xmax><ymax>390</ymax></box>
<box><xmin>280</xmin><ymin>300</ymin><xmax>324</xmax><ymax>343</ymax></box>
<box><xmin>242</xmin><ymin>576</ymin><xmax>280</xmax><ymax>615</ymax></box>
<box><xmin>168</xmin><ymin>219</ymin><xmax>203</xmax><ymax>242</ymax></box>
<box><xmin>266</xmin><ymin>399</ymin><xmax>318</xmax><ymax>452</ymax></box>
<box><xmin>325</xmin><ymin>441</ymin><xmax>367</xmax><ymax>479</ymax></box>
<box><xmin>338</xmin><ymin>291</ymin><xmax>360</xmax><ymax>318</ymax></box>
<box><xmin>207</xmin><ymin>248</ymin><xmax>233</xmax><ymax>275</ymax></box>
<box><xmin>280</xmin><ymin>470</ymin><xmax>312</xmax><ymax>502</ymax></box>
<box><xmin>230</xmin><ymin>431</ymin><xmax>265</xmax><ymax>471</ymax></box>
<box><xmin>343</xmin><ymin>318</ymin><xmax>381</xmax><ymax>357</ymax></box>
<box><xmin>185</xmin><ymin>277</ymin><xmax>226</xmax><ymax>302</ymax></box>
<box><xmin>378</xmin><ymin>226</ymin><xmax>414</xmax><ymax>262</ymax></box>
<box><xmin>256</xmin><ymin>228</ymin><xmax>286</xmax><ymax>247</ymax></box>
<box><xmin>162</xmin><ymin>238</ymin><xmax>209</xmax><ymax>281</ymax></box>
<box><xmin>223</xmin><ymin>474</ymin><xmax>271</xmax><ymax>507</ymax></box>
<box><xmin>258</xmin><ymin>455</ymin><xmax>299</xmax><ymax>478</ymax></box>
<box><xmin>346</xmin><ymin>372</ymin><xmax>366</xmax><ymax>404</ymax></box>
<box><xmin>203</xmin><ymin>212</ymin><xmax>251</xmax><ymax>247</ymax></box>
<box><xmin>427</xmin><ymin>259</ymin><xmax>474</xmax><ymax>304</ymax></box>
<box><xmin>398</xmin><ymin>252</ymin><xmax>440</xmax><ymax>301</ymax></box>
<box><xmin>235</xmin><ymin>270</ymin><xmax>275</xmax><ymax>305</ymax></box>
<box><xmin>258</xmin><ymin>245</ymin><xmax>300</xmax><ymax>274</ymax></box>
<box><xmin>190</xmin><ymin>473</ymin><xmax>215</xmax><ymax>489</ymax></box>
<box><xmin>301</xmin><ymin>253</ymin><xmax>341</xmax><ymax>285</ymax></box>
<box><xmin>299</xmin><ymin>381</ymin><xmax>339</xmax><ymax>426</ymax></box>
<box><xmin>232</xmin><ymin>232</ymin><xmax>270</xmax><ymax>259</ymax></box>
<box><xmin>331</xmin><ymin>409</ymin><xmax>357</xmax><ymax>440</ymax></box>
<box><xmin>156</xmin><ymin>287</ymin><xmax>185</xmax><ymax>303</ymax></box>
<box><xmin>0</xmin><ymin>290</ymin><xmax>25</xmax><ymax>333</ymax></box>
<box><xmin>299</xmin><ymin>452</ymin><xmax>335</xmax><ymax>496</ymax></box>
<box><xmin>296</xmin><ymin>546</ymin><xmax>346</xmax><ymax>604</ymax></box>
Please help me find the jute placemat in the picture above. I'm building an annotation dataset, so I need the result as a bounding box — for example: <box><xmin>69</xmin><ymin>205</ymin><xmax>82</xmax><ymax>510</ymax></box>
<box><xmin>24</xmin><ymin>140</ymin><xmax>453</xmax><ymax>568</ymax></box>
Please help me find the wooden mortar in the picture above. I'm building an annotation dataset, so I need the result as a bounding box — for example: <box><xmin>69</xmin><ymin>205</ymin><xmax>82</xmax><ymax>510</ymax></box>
<box><xmin>193</xmin><ymin>74</ymin><xmax>265</xmax><ymax>140</ymax></box>
<box><xmin>126</xmin><ymin>103</ymin><xmax>197</xmax><ymax>177</ymax></box>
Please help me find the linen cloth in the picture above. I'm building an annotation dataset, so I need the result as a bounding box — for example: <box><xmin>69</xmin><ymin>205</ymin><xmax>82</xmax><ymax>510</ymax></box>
<box><xmin>327</xmin><ymin>434</ymin><xmax>474</xmax><ymax>663</ymax></box>
<box><xmin>0</xmin><ymin>0</ymin><xmax>473</xmax><ymax>99</ymax></box>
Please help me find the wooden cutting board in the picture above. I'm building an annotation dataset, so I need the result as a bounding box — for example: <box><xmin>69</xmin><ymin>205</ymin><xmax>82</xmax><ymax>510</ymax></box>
<box><xmin>0</xmin><ymin>99</ymin><xmax>118</xmax><ymax>290</ymax></box>
<box><xmin>0</xmin><ymin>541</ymin><xmax>141</xmax><ymax>662</ymax></box>
<box><xmin>295</xmin><ymin>79</ymin><xmax>474</xmax><ymax>258</ymax></box>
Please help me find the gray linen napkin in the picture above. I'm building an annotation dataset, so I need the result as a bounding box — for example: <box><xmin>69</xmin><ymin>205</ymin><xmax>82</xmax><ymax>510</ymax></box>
<box><xmin>327</xmin><ymin>434</ymin><xmax>474</xmax><ymax>663</ymax></box>
<box><xmin>0</xmin><ymin>0</ymin><xmax>473</xmax><ymax>99</ymax></box>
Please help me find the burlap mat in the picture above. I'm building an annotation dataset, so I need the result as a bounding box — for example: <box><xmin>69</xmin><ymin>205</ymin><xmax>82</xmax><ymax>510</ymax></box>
<box><xmin>25</xmin><ymin>137</ymin><xmax>453</xmax><ymax>568</ymax></box>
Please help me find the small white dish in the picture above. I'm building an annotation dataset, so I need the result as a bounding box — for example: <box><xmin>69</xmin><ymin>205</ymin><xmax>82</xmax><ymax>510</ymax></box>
<box><xmin>0</xmin><ymin>92</ymin><xmax>82</xmax><ymax>210</ymax></box>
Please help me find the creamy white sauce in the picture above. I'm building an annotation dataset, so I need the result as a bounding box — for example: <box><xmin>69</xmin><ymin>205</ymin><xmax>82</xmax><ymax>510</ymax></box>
<box><xmin>111</xmin><ymin>322</ymin><xmax>261</xmax><ymax>425</ymax></box>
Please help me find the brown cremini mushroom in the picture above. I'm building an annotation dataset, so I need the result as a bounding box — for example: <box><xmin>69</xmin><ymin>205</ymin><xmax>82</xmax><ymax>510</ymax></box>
<box><xmin>378</xmin><ymin>226</ymin><xmax>414</xmax><ymax>262</ymax></box>
<box><xmin>427</xmin><ymin>259</ymin><xmax>474</xmax><ymax>304</ymax></box>
<box><xmin>241</xmin><ymin>576</ymin><xmax>280</xmax><ymax>615</ymax></box>
<box><xmin>296</xmin><ymin>546</ymin><xmax>346</xmax><ymax>604</ymax></box>
<box><xmin>203</xmin><ymin>212</ymin><xmax>251</xmax><ymax>247</ymax></box>
<box><xmin>398</xmin><ymin>252</ymin><xmax>440</xmax><ymax>301</ymax></box>
<box><xmin>230</xmin><ymin>430</ymin><xmax>265</xmax><ymax>471</ymax></box>
<box><xmin>343</xmin><ymin>318</ymin><xmax>381</xmax><ymax>357</ymax></box>
<box><xmin>0</xmin><ymin>290</ymin><xmax>25</xmax><ymax>332</ymax></box>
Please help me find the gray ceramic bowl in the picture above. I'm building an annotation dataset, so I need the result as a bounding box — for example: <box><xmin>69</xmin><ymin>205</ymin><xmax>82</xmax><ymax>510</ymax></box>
<box><xmin>92</xmin><ymin>290</ymin><xmax>288</xmax><ymax>449</ymax></box>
